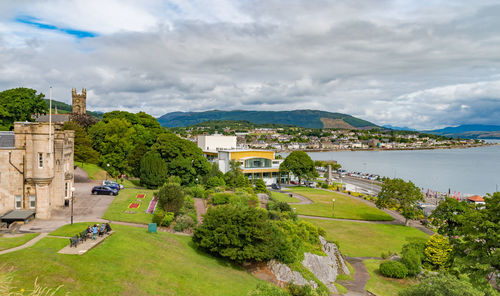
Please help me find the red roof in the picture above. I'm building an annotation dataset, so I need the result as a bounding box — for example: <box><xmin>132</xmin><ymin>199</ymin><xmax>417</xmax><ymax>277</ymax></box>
<box><xmin>467</xmin><ymin>195</ymin><xmax>484</xmax><ymax>202</ymax></box>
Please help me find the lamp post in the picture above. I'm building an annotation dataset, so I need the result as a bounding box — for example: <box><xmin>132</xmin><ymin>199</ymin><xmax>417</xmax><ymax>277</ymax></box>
<box><xmin>70</xmin><ymin>187</ymin><xmax>76</xmax><ymax>225</ymax></box>
<box><xmin>332</xmin><ymin>198</ymin><xmax>335</xmax><ymax>217</ymax></box>
<box><xmin>106</xmin><ymin>163</ymin><xmax>110</xmax><ymax>180</ymax></box>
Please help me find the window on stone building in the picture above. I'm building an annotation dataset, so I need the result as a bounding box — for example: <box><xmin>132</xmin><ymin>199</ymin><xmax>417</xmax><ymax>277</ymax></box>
<box><xmin>29</xmin><ymin>195</ymin><xmax>36</xmax><ymax>209</ymax></box>
<box><xmin>38</xmin><ymin>153</ymin><xmax>43</xmax><ymax>168</ymax></box>
<box><xmin>15</xmin><ymin>195</ymin><xmax>21</xmax><ymax>209</ymax></box>
<box><xmin>65</xmin><ymin>182</ymin><xmax>69</xmax><ymax>198</ymax></box>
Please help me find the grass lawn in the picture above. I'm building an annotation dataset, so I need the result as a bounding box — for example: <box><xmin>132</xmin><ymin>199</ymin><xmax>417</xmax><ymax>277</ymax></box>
<box><xmin>304</xmin><ymin>219</ymin><xmax>429</xmax><ymax>258</ymax></box>
<box><xmin>0</xmin><ymin>233</ymin><xmax>39</xmax><ymax>251</ymax></box>
<box><xmin>76</xmin><ymin>163</ymin><xmax>108</xmax><ymax>180</ymax></box>
<box><xmin>287</xmin><ymin>187</ymin><xmax>393</xmax><ymax>221</ymax></box>
<box><xmin>49</xmin><ymin>222</ymin><xmax>101</xmax><ymax>237</ymax></box>
<box><xmin>270</xmin><ymin>191</ymin><xmax>300</xmax><ymax>203</ymax></box>
<box><xmin>364</xmin><ymin>259</ymin><xmax>415</xmax><ymax>296</ymax></box>
<box><xmin>102</xmin><ymin>188</ymin><xmax>156</xmax><ymax>224</ymax></box>
<box><xmin>1</xmin><ymin>224</ymin><xmax>262</xmax><ymax>296</ymax></box>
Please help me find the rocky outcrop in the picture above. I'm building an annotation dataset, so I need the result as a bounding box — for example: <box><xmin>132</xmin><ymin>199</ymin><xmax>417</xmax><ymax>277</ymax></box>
<box><xmin>266</xmin><ymin>236</ymin><xmax>350</xmax><ymax>293</ymax></box>
<box><xmin>301</xmin><ymin>237</ymin><xmax>350</xmax><ymax>293</ymax></box>
<box><xmin>267</xmin><ymin>260</ymin><xmax>318</xmax><ymax>289</ymax></box>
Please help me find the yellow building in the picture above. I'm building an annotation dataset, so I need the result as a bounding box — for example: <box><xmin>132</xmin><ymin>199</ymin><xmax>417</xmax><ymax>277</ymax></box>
<box><xmin>209</xmin><ymin>149</ymin><xmax>285</xmax><ymax>184</ymax></box>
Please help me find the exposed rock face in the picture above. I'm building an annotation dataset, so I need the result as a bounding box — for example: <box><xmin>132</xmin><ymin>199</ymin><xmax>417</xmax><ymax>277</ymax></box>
<box><xmin>267</xmin><ymin>260</ymin><xmax>318</xmax><ymax>289</ymax></box>
<box><xmin>301</xmin><ymin>236</ymin><xmax>350</xmax><ymax>293</ymax></box>
<box><xmin>266</xmin><ymin>236</ymin><xmax>349</xmax><ymax>293</ymax></box>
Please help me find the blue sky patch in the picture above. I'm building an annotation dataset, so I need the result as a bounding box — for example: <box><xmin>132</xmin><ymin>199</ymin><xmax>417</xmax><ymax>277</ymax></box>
<box><xmin>15</xmin><ymin>15</ymin><xmax>97</xmax><ymax>38</ymax></box>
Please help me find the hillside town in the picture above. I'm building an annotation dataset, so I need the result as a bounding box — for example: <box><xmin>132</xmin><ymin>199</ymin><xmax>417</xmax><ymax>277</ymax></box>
<box><xmin>176</xmin><ymin>125</ymin><xmax>487</xmax><ymax>151</ymax></box>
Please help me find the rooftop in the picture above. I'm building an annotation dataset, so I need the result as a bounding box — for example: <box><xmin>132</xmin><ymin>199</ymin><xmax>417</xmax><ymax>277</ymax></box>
<box><xmin>467</xmin><ymin>195</ymin><xmax>484</xmax><ymax>202</ymax></box>
<box><xmin>0</xmin><ymin>131</ymin><xmax>15</xmax><ymax>148</ymax></box>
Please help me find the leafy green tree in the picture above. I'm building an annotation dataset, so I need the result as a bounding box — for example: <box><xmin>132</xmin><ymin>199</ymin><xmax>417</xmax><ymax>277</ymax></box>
<box><xmin>375</xmin><ymin>178</ymin><xmax>424</xmax><ymax>226</ymax></box>
<box><xmin>280</xmin><ymin>151</ymin><xmax>317</xmax><ymax>185</ymax></box>
<box><xmin>203</xmin><ymin>162</ymin><xmax>224</xmax><ymax>183</ymax></box>
<box><xmin>236</xmin><ymin>174</ymin><xmax>251</xmax><ymax>188</ymax></box>
<box><xmin>206</xmin><ymin>176</ymin><xmax>225</xmax><ymax>189</ymax></box>
<box><xmin>430</xmin><ymin>197</ymin><xmax>473</xmax><ymax>238</ymax></box>
<box><xmin>254</xmin><ymin>179</ymin><xmax>268</xmax><ymax>194</ymax></box>
<box><xmin>152</xmin><ymin>133</ymin><xmax>210</xmax><ymax>185</ymax></box>
<box><xmin>157</xmin><ymin>182</ymin><xmax>185</xmax><ymax>215</ymax></box>
<box><xmin>139</xmin><ymin>152</ymin><xmax>167</xmax><ymax>188</ymax></box>
<box><xmin>63</xmin><ymin>121</ymin><xmax>99</xmax><ymax>164</ymax></box>
<box><xmin>88</xmin><ymin>118</ymin><xmax>136</xmax><ymax>177</ymax></box>
<box><xmin>424</xmin><ymin>234</ymin><xmax>452</xmax><ymax>270</ymax></box>
<box><xmin>193</xmin><ymin>205</ymin><xmax>275</xmax><ymax>262</ymax></box>
<box><xmin>0</xmin><ymin>87</ymin><xmax>47</xmax><ymax>130</ymax></box>
<box><xmin>398</xmin><ymin>273</ymin><xmax>484</xmax><ymax>296</ymax></box>
<box><xmin>449</xmin><ymin>192</ymin><xmax>500</xmax><ymax>289</ymax></box>
<box><xmin>128</xmin><ymin>140</ymin><xmax>149</xmax><ymax>177</ymax></box>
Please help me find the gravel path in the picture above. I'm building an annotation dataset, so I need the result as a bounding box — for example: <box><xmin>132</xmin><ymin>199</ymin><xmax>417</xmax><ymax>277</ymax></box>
<box><xmin>339</xmin><ymin>257</ymin><xmax>371</xmax><ymax>296</ymax></box>
<box><xmin>194</xmin><ymin>198</ymin><xmax>206</xmax><ymax>225</ymax></box>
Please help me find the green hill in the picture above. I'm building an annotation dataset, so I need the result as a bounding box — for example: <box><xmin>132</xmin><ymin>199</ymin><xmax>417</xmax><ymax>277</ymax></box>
<box><xmin>158</xmin><ymin>109</ymin><xmax>378</xmax><ymax>129</ymax></box>
<box><xmin>43</xmin><ymin>99</ymin><xmax>103</xmax><ymax>119</ymax></box>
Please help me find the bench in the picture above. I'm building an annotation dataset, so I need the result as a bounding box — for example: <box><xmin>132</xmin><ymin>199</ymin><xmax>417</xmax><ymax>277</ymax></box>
<box><xmin>69</xmin><ymin>235</ymin><xmax>80</xmax><ymax>248</ymax></box>
<box><xmin>79</xmin><ymin>230</ymin><xmax>89</xmax><ymax>242</ymax></box>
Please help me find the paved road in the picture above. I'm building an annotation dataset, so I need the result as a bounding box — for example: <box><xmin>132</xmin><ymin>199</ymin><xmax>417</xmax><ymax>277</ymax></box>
<box><xmin>20</xmin><ymin>167</ymin><xmax>112</xmax><ymax>233</ymax></box>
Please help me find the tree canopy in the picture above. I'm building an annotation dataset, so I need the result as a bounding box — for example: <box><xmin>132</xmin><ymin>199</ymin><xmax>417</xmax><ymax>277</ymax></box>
<box><xmin>0</xmin><ymin>88</ymin><xmax>47</xmax><ymax>130</ymax></box>
<box><xmin>279</xmin><ymin>151</ymin><xmax>317</xmax><ymax>184</ymax></box>
<box><xmin>375</xmin><ymin>178</ymin><xmax>423</xmax><ymax>226</ymax></box>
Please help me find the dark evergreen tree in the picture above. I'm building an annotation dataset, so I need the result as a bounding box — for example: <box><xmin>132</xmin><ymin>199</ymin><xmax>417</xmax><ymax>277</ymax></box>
<box><xmin>139</xmin><ymin>152</ymin><xmax>167</xmax><ymax>188</ymax></box>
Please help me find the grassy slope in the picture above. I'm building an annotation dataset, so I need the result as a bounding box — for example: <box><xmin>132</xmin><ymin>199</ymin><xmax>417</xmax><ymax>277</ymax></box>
<box><xmin>102</xmin><ymin>188</ymin><xmax>156</xmax><ymax>224</ymax></box>
<box><xmin>287</xmin><ymin>187</ymin><xmax>393</xmax><ymax>221</ymax></box>
<box><xmin>0</xmin><ymin>233</ymin><xmax>39</xmax><ymax>251</ymax></box>
<box><xmin>2</xmin><ymin>224</ymin><xmax>261</xmax><ymax>296</ymax></box>
<box><xmin>364</xmin><ymin>259</ymin><xmax>415</xmax><ymax>296</ymax></box>
<box><xmin>304</xmin><ymin>219</ymin><xmax>429</xmax><ymax>257</ymax></box>
<box><xmin>270</xmin><ymin>191</ymin><xmax>300</xmax><ymax>203</ymax></box>
<box><xmin>76</xmin><ymin>163</ymin><xmax>108</xmax><ymax>180</ymax></box>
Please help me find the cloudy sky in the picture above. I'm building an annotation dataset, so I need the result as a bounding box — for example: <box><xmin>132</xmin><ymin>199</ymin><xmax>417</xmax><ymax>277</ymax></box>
<box><xmin>1</xmin><ymin>0</ymin><xmax>499</xmax><ymax>129</ymax></box>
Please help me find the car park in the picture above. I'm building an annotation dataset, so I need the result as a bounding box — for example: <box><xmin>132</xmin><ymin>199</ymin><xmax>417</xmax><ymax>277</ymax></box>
<box><xmin>91</xmin><ymin>186</ymin><xmax>118</xmax><ymax>196</ymax></box>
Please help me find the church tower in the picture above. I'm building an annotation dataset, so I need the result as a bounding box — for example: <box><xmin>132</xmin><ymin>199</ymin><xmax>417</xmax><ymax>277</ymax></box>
<box><xmin>71</xmin><ymin>88</ymin><xmax>87</xmax><ymax>115</ymax></box>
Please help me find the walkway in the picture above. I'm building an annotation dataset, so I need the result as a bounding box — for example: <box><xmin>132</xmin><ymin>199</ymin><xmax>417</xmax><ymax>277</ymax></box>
<box><xmin>58</xmin><ymin>232</ymin><xmax>114</xmax><ymax>255</ymax></box>
<box><xmin>339</xmin><ymin>257</ymin><xmax>371</xmax><ymax>296</ymax></box>
<box><xmin>194</xmin><ymin>198</ymin><xmax>206</xmax><ymax>225</ymax></box>
<box><xmin>0</xmin><ymin>233</ymin><xmax>48</xmax><ymax>255</ymax></box>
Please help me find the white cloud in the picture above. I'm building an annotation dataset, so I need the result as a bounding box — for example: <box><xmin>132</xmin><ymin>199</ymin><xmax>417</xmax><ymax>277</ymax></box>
<box><xmin>0</xmin><ymin>0</ymin><xmax>499</xmax><ymax>129</ymax></box>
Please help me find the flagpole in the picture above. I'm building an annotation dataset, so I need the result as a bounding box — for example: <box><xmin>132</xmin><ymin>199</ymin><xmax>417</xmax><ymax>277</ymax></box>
<box><xmin>49</xmin><ymin>86</ymin><xmax>52</xmax><ymax>152</ymax></box>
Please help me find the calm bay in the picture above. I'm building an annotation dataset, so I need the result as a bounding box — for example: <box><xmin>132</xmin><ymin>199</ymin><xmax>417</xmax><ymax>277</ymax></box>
<box><xmin>305</xmin><ymin>141</ymin><xmax>500</xmax><ymax>196</ymax></box>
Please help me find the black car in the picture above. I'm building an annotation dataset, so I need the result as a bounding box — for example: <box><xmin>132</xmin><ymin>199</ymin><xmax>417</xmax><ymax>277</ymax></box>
<box><xmin>91</xmin><ymin>186</ymin><xmax>118</xmax><ymax>196</ymax></box>
<box><xmin>271</xmin><ymin>183</ymin><xmax>281</xmax><ymax>190</ymax></box>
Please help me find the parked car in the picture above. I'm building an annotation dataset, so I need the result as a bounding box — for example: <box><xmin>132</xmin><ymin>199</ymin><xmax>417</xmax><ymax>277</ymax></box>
<box><xmin>102</xmin><ymin>180</ymin><xmax>124</xmax><ymax>190</ymax></box>
<box><xmin>91</xmin><ymin>186</ymin><xmax>118</xmax><ymax>196</ymax></box>
<box><xmin>271</xmin><ymin>183</ymin><xmax>281</xmax><ymax>190</ymax></box>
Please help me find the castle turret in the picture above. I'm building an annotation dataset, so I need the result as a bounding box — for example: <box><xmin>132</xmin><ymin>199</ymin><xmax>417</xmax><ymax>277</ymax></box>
<box><xmin>72</xmin><ymin>88</ymin><xmax>86</xmax><ymax>115</ymax></box>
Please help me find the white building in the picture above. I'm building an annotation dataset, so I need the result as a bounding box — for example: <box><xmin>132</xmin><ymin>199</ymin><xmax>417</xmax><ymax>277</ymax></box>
<box><xmin>197</xmin><ymin>134</ymin><xmax>237</xmax><ymax>152</ymax></box>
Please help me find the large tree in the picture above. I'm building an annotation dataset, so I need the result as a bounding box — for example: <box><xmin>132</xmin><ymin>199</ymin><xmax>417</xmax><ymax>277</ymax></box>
<box><xmin>152</xmin><ymin>132</ymin><xmax>210</xmax><ymax>185</ymax></box>
<box><xmin>279</xmin><ymin>151</ymin><xmax>317</xmax><ymax>184</ymax></box>
<box><xmin>375</xmin><ymin>178</ymin><xmax>423</xmax><ymax>226</ymax></box>
<box><xmin>139</xmin><ymin>151</ymin><xmax>167</xmax><ymax>188</ymax></box>
<box><xmin>0</xmin><ymin>88</ymin><xmax>48</xmax><ymax>130</ymax></box>
<box><xmin>62</xmin><ymin>121</ymin><xmax>99</xmax><ymax>164</ymax></box>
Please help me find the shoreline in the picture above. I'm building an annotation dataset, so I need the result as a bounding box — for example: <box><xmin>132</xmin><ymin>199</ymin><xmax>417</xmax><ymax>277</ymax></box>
<box><xmin>277</xmin><ymin>143</ymin><xmax>497</xmax><ymax>153</ymax></box>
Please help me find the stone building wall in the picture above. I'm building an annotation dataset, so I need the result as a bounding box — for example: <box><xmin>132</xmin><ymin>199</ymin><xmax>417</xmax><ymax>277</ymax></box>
<box><xmin>0</xmin><ymin>122</ymin><xmax>74</xmax><ymax>219</ymax></box>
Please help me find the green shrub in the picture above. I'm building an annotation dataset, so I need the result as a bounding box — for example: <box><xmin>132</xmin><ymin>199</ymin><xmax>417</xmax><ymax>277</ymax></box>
<box><xmin>211</xmin><ymin>192</ymin><xmax>232</xmax><ymax>205</ymax></box>
<box><xmin>287</xmin><ymin>283</ymin><xmax>329</xmax><ymax>296</ymax></box>
<box><xmin>321</xmin><ymin>183</ymin><xmax>328</xmax><ymax>189</ymax></box>
<box><xmin>206</xmin><ymin>176</ymin><xmax>226</xmax><ymax>189</ymax></box>
<box><xmin>254</xmin><ymin>179</ymin><xmax>268</xmax><ymax>194</ymax></box>
<box><xmin>424</xmin><ymin>234</ymin><xmax>452</xmax><ymax>270</ymax></box>
<box><xmin>379</xmin><ymin>261</ymin><xmax>408</xmax><ymax>279</ymax></box>
<box><xmin>248</xmin><ymin>283</ymin><xmax>289</xmax><ymax>296</ymax></box>
<box><xmin>157</xmin><ymin>182</ymin><xmax>185</xmax><ymax>215</ymax></box>
<box><xmin>174</xmin><ymin>215</ymin><xmax>194</xmax><ymax>232</ymax></box>
<box><xmin>401</xmin><ymin>248</ymin><xmax>421</xmax><ymax>276</ymax></box>
<box><xmin>399</xmin><ymin>273</ymin><xmax>484</xmax><ymax>296</ymax></box>
<box><xmin>161</xmin><ymin>212</ymin><xmax>175</xmax><ymax>227</ymax></box>
<box><xmin>186</xmin><ymin>184</ymin><xmax>207</xmax><ymax>198</ymax></box>
<box><xmin>153</xmin><ymin>208</ymin><xmax>165</xmax><ymax>225</ymax></box>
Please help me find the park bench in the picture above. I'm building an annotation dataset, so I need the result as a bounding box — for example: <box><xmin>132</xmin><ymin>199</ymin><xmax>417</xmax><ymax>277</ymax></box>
<box><xmin>69</xmin><ymin>235</ymin><xmax>80</xmax><ymax>248</ymax></box>
<box><xmin>79</xmin><ymin>230</ymin><xmax>89</xmax><ymax>242</ymax></box>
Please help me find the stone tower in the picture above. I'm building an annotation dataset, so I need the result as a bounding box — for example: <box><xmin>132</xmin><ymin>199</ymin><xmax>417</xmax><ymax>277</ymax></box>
<box><xmin>71</xmin><ymin>88</ymin><xmax>86</xmax><ymax>115</ymax></box>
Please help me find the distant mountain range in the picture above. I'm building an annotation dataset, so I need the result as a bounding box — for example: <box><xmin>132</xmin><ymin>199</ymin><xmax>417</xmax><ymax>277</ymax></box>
<box><xmin>426</xmin><ymin>124</ymin><xmax>500</xmax><ymax>139</ymax></box>
<box><xmin>158</xmin><ymin>110</ymin><xmax>379</xmax><ymax>129</ymax></box>
<box><xmin>382</xmin><ymin>125</ymin><xmax>418</xmax><ymax>131</ymax></box>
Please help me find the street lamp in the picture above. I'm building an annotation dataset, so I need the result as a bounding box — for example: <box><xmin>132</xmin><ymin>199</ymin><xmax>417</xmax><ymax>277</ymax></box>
<box><xmin>332</xmin><ymin>198</ymin><xmax>335</xmax><ymax>217</ymax></box>
<box><xmin>70</xmin><ymin>187</ymin><xmax>76</xmax><ymax>225</ymax></box>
